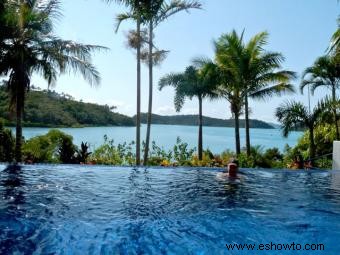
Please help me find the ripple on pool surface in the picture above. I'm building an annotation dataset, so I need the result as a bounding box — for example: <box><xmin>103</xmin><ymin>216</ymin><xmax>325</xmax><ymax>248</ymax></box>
<box><xmin>0</xmin><ymin>165</ymin><xmax>340</xmax><ymax>254</ymax></box>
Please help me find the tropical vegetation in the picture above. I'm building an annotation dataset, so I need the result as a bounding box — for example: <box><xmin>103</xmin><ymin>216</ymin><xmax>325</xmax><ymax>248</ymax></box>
<box><xmin>113</xmin><ymin>0</ymin><xmax>201</xmax><ymax>165</ymax></box>
<box><xmin>0</xmin><ymin>118</ymin><xmax>334</xmax><ymax>169</ymax></box>
<box><xmin>0</xmin><ymin>0</ymin><xmax>104</xmax><ymax>162</ymax></box>
<box><xmin>112</xmin><ymin>0</ymin><xmax>144</xmax><ymax>165</ymax></box>
<box><xmin>301</xmin><ymin>55</ymin><xmax>340</xmax><ymax>139</ymax></box>
<box><xmin>276</xmin><ymin>100</ymin><xmax>326</xmax><ymax>162</ymax></box>
<box><xmin>0</xmin><ymin>120</ymin><xmax>15</xmax><ymax>162</ymax></box>
<box><xmin>0</xmin><ymin>1</ymin><xmax>339</xmax><ymax>170</ymax></box>
<box><xmin>0</xmin><ymin>86</ymin><xmax>134</xmax><ymax>127</ymax></box>
<box><xmin>213</xmin><ymin>30</ymin><xmax>296</xmax><ymax>155</ymax></box>
<box><xmin>162</xmin><ymin>31</ymin><xmax>295</xmax><ymax>156</ymax></box>
<box><xmin>159</xmin><ymin>62</ymin><xmax>217</xmax><ymax>160</ymax></box>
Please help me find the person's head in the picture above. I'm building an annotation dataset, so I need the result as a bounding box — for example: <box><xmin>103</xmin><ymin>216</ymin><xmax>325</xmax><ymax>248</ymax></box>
<box><xmin>227</xmin><ymin>158</ymin><xmax>239</xmax><ymax>177</ymax></box>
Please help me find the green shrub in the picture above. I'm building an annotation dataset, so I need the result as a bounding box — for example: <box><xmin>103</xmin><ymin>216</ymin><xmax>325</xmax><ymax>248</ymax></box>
<box><xmin>23</xmin><ymin>129</ymin><xmax>76</xmax><ymax>163</ymax></box>
<box><xmin>76</xmin><ymin>142</ymin><xmax>92</xmax><ymax>164</ymax></box>
<box><xmin>58</xmin><ymin>136</ymin><xmax>77</xmax><ymax>164</ymax></box>
<box><xmin>90</xmin><ymin>136</ymin><xmax>135</xmax><ymax>165</ymax></box>
<box><xmin>172</xmin><ymin>137</ymin><xmax>196</xmax><ymax>165</ymax></box>
<box><xmin>220</xmin><ymin>150</ymin><xmax>236</xmax><ymax>165</ymax></box>
<box><xmin>287</xmin><ymin>124</ymin><xmax>336</xmax><ymax>169</ymax></box>
<box><xmin>296</xmin><ymin>124</ymin><xmax>336</xmax><ymax>157</ymax></box>
<box><xmin>0</xmin><ymin>120</ymin><xmax>15</xmax><ymax>162</ymax></box>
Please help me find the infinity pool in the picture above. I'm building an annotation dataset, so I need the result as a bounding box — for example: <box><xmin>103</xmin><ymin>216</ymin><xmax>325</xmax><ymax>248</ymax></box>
<box><xmin>0</xmin><ymin>165</ymin><xmax>339</xmax><ymax>254</ymax></box>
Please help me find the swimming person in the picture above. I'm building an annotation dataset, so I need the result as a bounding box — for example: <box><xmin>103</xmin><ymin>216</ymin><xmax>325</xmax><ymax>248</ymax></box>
<box><xmin>216</xmin><ymin>159</ymin><xmax>239</xmax><ymax>180</ymax></box>
<box><xmin>227</xmin><ymin>160</ymin><xmax>238</xmax><ymax>178</ymax></box>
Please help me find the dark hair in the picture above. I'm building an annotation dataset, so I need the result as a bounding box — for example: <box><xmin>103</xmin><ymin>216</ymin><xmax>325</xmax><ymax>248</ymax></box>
<box><xmin>230</xmin><ymin>158</ymin><xmax>239</xmax><ymax>165</ymax></box>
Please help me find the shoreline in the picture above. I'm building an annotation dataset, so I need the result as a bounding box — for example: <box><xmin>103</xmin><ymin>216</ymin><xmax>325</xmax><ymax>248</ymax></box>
<box><xmin>5</xmin><ymin>123</ymin><xmax>282</xmax><ymax>130</ymax></box>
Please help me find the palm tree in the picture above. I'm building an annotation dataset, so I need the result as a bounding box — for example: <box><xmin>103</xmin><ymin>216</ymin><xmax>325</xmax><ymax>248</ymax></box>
<box><xmin>243</xmin><ymin>32</ymin><xmax>296</xmax><ymax>155</ymax></box>
<box><xmin>0</xmin><ymin>0</ymin><xmax>12</xmax><ymax>66</ymax></box>
<box><xmin>115</xmin><ymin>0</ymin><xmax>201</xmax><ymax>165</ymax></box>
<box><xmin>330</xmin><ymin>17</ymin><xmax>340</xmax><ymax>59</ymax></box>
<box><xmin>0</xmin><ymin>0</ymin><xmax>104</xmax><ymax>162</ymax></box>
<box><xmin>0</xmin><ymin>1</ymin><xmax>6</xmax><ymax>41</ymax></box>
<box><xmin>215</xmin><ymin>73</ymin><xmax>244</xmax><ymax>155</ymax></box>
<box><xmin>114</xmin><ymin>0</ymin><xmax>155</xmax><ymax>165</ymax></box>
<box><xmin>143</xmin><ymin>0</ymin><xmax>201</xmax><ymax>165</ymax></box>
<box><xmin>301</xmin><ymin>55</ymin><xmax>340</xmax><ymax>139</ymax></box>
<box><xmin>214</xmin><ymin>31</ymin><xmax>246</xmax><ymax>155</ymax></box>
<box><xmin>159</xmin><ymin>62</ymin><xmax>217</xmax><ymax>160</ymax></box>
<box><xmin>275</xmin><ymin>101</ymin><xmax>325</xmax><ymax>162</ymax></box>
<box><xmin>215</xmin><ymin>30</ymin><xmax>296</xmax><ymax>155</ymax></box>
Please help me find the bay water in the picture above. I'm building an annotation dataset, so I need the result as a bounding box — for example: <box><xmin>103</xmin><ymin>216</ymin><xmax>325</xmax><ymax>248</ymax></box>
<box><xmin>16</xmin><ymin>124</ymin><xmax>302</xmax><ymax>153</ymax></box>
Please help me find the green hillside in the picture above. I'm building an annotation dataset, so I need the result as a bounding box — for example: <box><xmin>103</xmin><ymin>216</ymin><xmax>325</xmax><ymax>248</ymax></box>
<box><xmin>0</xmin><ymin>86</ymin><xmax>134</xmax><ymax>127</ymax></box>
<box><xmin>0</xmin><ymin>86</ymin><xmax>274</xmax><ymax>129</ymax></box>
<box><xmin>135</xmin><ymin>113</ymin><xmax>275</xmax><ymax>129</ymax></box>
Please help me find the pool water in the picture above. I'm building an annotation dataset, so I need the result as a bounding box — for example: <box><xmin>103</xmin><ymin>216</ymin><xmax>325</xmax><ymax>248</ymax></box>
<box><xmin>0</xmin><ymin>165</ymin><xmax>339</xmax><ymax>255</ymax></box>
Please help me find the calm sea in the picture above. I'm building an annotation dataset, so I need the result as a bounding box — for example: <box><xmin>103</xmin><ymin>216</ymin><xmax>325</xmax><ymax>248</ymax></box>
<box><xmin>15</xmin><ymin>124</ymin><xmax>302</xmax><ymax>153</ymax></box>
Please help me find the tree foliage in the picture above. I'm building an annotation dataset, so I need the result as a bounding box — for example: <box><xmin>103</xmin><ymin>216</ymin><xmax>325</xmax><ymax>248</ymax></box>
<box><xmin>275</xmin><ymin>100</ymin><xmax>326</xmax><ymax>160</ymax></box>
<box><xmin>0</xmin><ymin>0</ymin><xmax>105</xmax><ymax>161</ymax></box>
<box><xmin>159</xmin><ymin>62</ymin><xmax>217</xmax><ymax>159</ymax></box>
<box><xmin>0</xmin><ymin>86</ymin><xmax>134</xmax><ymax>127</ymax></box>
<box><xmin>22</xmin><ymin>129</ymin><xmax>75</xmax><ymax>163</ymax></box>
<box><xmin>0</xmin><ymin>119</ymin><xmax>15</xmax><ymax>162</ymax></box>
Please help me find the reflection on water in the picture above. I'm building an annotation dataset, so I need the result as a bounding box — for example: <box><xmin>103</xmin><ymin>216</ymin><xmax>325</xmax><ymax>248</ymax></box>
<box><xmin>0</xmin><ymin>165</ymin><xmax>339</xmax><ymax>254</ymax></box>
<box><xmin>0</xmin><ymin>165</ymin><xmax>35</xmax><ymax>254</ymax></box>
<box><xmin>1</xmin><ymin>165</ymin><xmax>25</xmax><ymax>210</ymax></box>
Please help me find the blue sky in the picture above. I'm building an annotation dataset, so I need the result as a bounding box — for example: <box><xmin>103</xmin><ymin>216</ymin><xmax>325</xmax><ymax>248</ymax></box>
<box><xmin>32</xmin><ymin>0</ymin><xmax>339</xmax><ymax>122</ymax></box>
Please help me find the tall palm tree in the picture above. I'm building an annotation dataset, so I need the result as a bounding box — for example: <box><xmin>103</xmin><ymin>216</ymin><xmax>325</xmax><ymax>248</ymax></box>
<box><xmin>301</xmin><ymin>55</ymin><xmax>340</xmax><ymax>139</ymax></box>
<box><xmin>115</xmin><ymin>0</ymin><xmax>201</xmax><ymax>165</ymax></box>
<box><xmin>0</xmin><ymin>0</ymin><xmax>12</xmax><ymax>66</ymax></box>
<box><xmin>215</xmin><ymin>30</ymin><xmax>295</xmax><ymax>155</ymax></box>
<box><xmin>0</xmin><ymin>0</ymin><xmax>104</xmax><ymax>162</ymax></box>
<box><xmin>214</xmin><ymin>31</ymin><xmax>246</xmax><ymax>155</ymax></box>
<box><xmin>215</xmin><ymin>30</ymin><xmax>296</xmax><ymax>155</ymax></box>
<box><xmin>275</xmin><ymin>101</ymin><xmax>325</xmax><ymax>162</ymax></box>
<box><xmin>143</xmin><ymin>0</ymin><xmax>201</xmax><ymax>165</ymax></box>
<box><xmin>215</xmin><ymin>73</ymin><xmax>244</xmax><ymax>155</ymax></box>
<box><xmin>243</xmin><ymin>32</ymin><xmax>296</xmax><ymax>155</ymax></box>
<box><xmin>114</xmin><ymin>0</ymin><xmax>147</xmax><ymax>165</ymax></box>
<box><xmin>159</xmin><ymin>62</ymin><xmax>217</xmax><ymax>160</ymax></box>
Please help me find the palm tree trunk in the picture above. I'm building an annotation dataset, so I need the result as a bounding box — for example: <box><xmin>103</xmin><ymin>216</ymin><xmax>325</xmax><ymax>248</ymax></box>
<box><xmin>309</xmin><ymin>127</ymin><xmax>316</xmax><ymax>164</ymax></box>
<box><xmin>245</xmin><ymin>94</ymin><xmax>250</xmax><ymax>156</ymax></box>
<box><xmin>15</xmin><ymin>91</ymin><xmax>23</xmax><ymax>163</ymax></box>
<box><xmin>136</xmin><ymin>16</ymin><xmax>141</xmax><ymax>166</ymax></box>
<box><xmin>143</xmin><ymin>20</ymin><xmax>153</xmax><ymax>165</ymax></box>
<box><xmin>332</xmin><ymin>84</ymin><xmax>340</xmax><ymax>140</ymax></box>
<box><xmin>234</xmin><ymin>111</ymin><xmax>241</xmax><ymax>155</ymax></box>
<box><xmin>198</xmin><ymin>95</ymin><xmax>203</xmax><ymax>160</ymax></box>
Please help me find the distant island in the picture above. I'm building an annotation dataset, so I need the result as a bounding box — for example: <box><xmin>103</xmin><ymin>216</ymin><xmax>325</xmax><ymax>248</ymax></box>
<box><xmin>0</xmin><ymin>86</ymin><xmax>134</xmax><ymax>127</ymax></box>
<box><xmin>135</xmin><ymin>113</ymin><xmax>275</xmax><ymax>129</ymax></box>
<box><xmin>0</xmin><ymin>86</ymin><xmax>275</xmax><ymax>129</ymax></box>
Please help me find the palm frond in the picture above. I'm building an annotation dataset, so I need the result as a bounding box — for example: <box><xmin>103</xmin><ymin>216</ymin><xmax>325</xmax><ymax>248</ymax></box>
<box><xmin>174</xmin><ymin>88</ymin><xmax>185</xmax><ymax>112</ymax></box>
<box><xmin>301</xmin><ymin>55</ymin><xmax>340</xmax><ymax>95</ymax></box>
<box><xmin>275</xmin><ymin>101</ymin><xmax>309</xmax><ymax>137</ymax></box>
<box><xmin>154</xmin><ymin>0</ymin><xmax>202</xmax><ymax>26</ymax></box>
<box><xmin>251</xmin><ymin>83</ymin><xmax>295</xmax><ymax>100</ymax></box>
<box><xmin>115</xmin><ymin>12</ymin><xmax>136</xmax><ymax>33</ymax></box>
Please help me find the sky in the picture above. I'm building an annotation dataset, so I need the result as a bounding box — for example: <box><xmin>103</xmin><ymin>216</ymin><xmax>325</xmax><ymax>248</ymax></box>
<box><xmin>32</xmin><ymin>0</ymin><xmax>340</xmax><ymax>123</ymax></box>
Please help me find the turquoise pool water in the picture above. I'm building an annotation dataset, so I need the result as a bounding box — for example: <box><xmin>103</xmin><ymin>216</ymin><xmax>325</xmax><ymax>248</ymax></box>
<box><xmin>0</xmin><ymin>165</ymin><xmax>339</xmax><ymax>254</ymax></box>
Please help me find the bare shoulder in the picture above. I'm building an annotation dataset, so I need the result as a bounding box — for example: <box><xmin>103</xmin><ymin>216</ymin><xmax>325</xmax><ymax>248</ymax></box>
<box><xmin>216</xmin><ymin>172</ymin><xmax>229</xmax><ymax>181</ymax></box>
